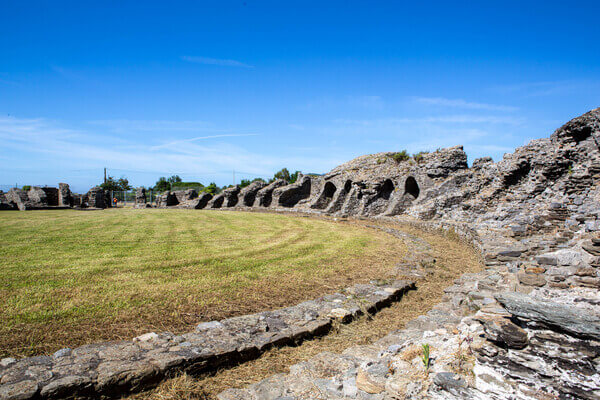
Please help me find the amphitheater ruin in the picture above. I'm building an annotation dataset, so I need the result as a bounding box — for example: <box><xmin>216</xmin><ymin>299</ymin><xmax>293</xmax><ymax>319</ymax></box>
<box><xmin>1</xmin><ymin>108</ymin><xmax>600</xmax><ymax>399</ymax></box>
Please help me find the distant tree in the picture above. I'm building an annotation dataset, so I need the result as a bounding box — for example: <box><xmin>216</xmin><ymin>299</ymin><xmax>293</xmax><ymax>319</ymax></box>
<box><xmin>289</xmin><ymin>170</ymin><xmax>301</xmax><ymax>184</ymax></box>
<box><xmin>172</xmin><ymin>181</ymin><xmax>204</xmax><ymax>190</ymax></box>
<box><xmin>204</xmin><ymin>182</ymin><xmax>218</xmax><ymax>194</ymax></box>
<box><xmin>100</xmin><ymin>177</ymin><xmax>119</xmax><ymax>191</ymax></box>
<box><xmin>240</xmin><ymin>179</ymin><xmax>251</xmax><ymax>188</ymax></box>
<box><xmin>154</xmin><ymin>177</ymin><xmax>170</xmax><ymax>193</ymax></box>
<box><xmin>21</xmin><ymin>185</ymin><xmax>31</xmax><ymax>191</ymax></box>
<box><xmin>100</xmin><ymin>176</ymin><xmax>131</xmax><ymax>191</ymax></box>
<box><xmin>167</xmin><ymin>175</ymin><xmax>182</xmax><ymax>185</ymax></box>
<box><xmin>274</xmin><ymin>168</ymin><xmax>290</xmax><ymax>181</ymax></box>
<box><xmin>117</xmin><ymin>177</ymin><xmax>131</xmax><ymax>190</ymax></box>
<box><xmin>273</xmin><ymin>168</ymin><xmax>301</xmax><ymax>183</ymax></box>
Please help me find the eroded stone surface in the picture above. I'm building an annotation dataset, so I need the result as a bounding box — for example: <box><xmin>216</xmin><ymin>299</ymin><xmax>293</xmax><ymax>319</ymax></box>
<box><xmin>5</xmin><ymin>108</ymin><xmax>600</xmax><ymax>399</ymax></box>
<box><xmin>0</xmin><ymin>281</ymin><xmax>413</xmax><ymax>399</ymax></box>
<box><xmin>217</xmin><ymin>108</ymin><xmax>600</xmax><ymax>399</ymax></box>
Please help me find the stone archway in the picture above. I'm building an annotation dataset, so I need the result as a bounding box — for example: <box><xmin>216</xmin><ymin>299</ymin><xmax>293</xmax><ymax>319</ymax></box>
<box><xmin>344</xmin><ymin>180</ymin><xmax>352</xmax><ymax>193</ymax></box>
<box><xmin>404</xmin><ymin>176</ymin><xmax>419</xmax><ymax>199</ymax></box>
<box><xmin>312</xmin><ymin>181</ymin><xmax>337</xmax><ymax>209</ymax></box>
<box><xmin>381</xmin><ymin>179</ymin><xmax>395</xmax><ymax>200</ymax></box>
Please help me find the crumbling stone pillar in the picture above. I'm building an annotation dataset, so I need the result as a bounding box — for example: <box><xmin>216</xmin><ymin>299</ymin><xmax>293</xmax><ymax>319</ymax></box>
<box><xmin>135</xmin><ymin>188</ymin><xmax>147</xmax><ymax>205</ymax></box>
<box><xmin>58</xmin><ymin>183</ymin><xmax>72</xmax><ymax>207</ymax></box>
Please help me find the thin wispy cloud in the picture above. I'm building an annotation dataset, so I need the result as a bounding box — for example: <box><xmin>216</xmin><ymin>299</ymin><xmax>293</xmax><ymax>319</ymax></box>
<box><xmin>413</xmin><ymin>97</ymin><xmax>518</xmax><ymax>112</ymax></box>
<box><xmin>89</xmin><ymin>119</ymin><xmax>215</xmax><ymax>134</ymax></box>
<box><xmin>181</xmin><ymin>56</ymin><xmax>253</xmax><ymax>68</ymax></box>
<box><xmin>151</xmin><ymin>134</ymin><xmax>260</xmax><ymax>150</ymax></box>
<box><xmin>0</xmin><ymin>116</ymin><xmax>338</xmax><ymax>191</ymax></box>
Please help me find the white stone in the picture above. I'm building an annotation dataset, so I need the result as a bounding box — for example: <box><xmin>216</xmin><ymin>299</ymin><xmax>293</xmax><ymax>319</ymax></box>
<box><xmin>329</xmin><ymin>308</ymin><xmax>351</xmax><ymax>319</ymax></box>
<box><xmin>134</xmin><ymin>332</ymin><xmax>158</xmax><ymax>342</ymax></box>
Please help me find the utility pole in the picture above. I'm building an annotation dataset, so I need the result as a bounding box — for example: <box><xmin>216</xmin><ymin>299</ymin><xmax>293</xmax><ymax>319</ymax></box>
<box><xmin>104</xmin><ymin>168</ymin><xmax>107</xmax><ymax>184</ymax></box>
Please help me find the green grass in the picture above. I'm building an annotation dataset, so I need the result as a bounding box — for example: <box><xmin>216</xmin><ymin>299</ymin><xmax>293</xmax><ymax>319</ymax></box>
<box><xmin>0</xmin><ymin>208</ymin><xmax>405</xmax><ymax>357</ymax></box>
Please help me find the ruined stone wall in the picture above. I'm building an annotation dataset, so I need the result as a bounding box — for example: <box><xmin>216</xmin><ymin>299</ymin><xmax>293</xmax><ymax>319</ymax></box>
<box><xmin>218</xmin><ymin>107</ymin><xmax>600</xmax><ymax>399</ymax></box>
<box><xmin>2</xmin><ymin>185</ymin><xmax>71</xmax><ymax>210</ymax></box>
<box><xmin>3</xmin><ymin>108</ymin><xmax>600</xmax><ymax>400</ymax></box>
<box><xmin>152</xmin><ymin>107</ymin><xmax>600</xmax><ymax>399</ymax></box>
<box><xmin>58</xmin><ymin>183</ymin><xmax>71</xmax><ymax>207</ymax></box>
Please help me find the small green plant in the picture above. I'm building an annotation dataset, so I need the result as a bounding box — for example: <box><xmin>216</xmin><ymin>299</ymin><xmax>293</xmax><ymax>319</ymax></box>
<box><xmin>412</xmin><ymin>151</ymin><xmax>429</xmax><ymax>163</ymax></box>
<box><xmin>421</xmin><ymin>343</ymin><xmax>431</xmax><ymax>369</ymax></box>
<box><xmin>568</xmin><ymin>165</ymin><xmax>573</xmax><ymax>175</ymax></box>
<box><xmin>390</xmin><ymin>150</ymin><xmax>409</xmax><ymax>163</ymax></box>
<box><xmin>376</xmin><ymin>158</ymin><xmax>386</xmax><ymax>164</ymax></box>
<box><xmin>21</xmin><ymin>185</ymin><xmax>31</xmax><ymax>191</ymax></box>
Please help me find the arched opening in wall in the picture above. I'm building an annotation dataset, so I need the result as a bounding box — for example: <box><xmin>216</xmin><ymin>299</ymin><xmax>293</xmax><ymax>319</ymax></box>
<box><xmin>312</xmin><ymin>181</ymin><xmax>337</xmax><ymax>209</ymax></box>
<box><xmin>195</xmin><ymin>193</ymin><xmax>212</xmax><ymax>209</ymax></box>
<box><xmin>261</xmin><ymin>191</ymin><xmax>273</xmax><ymax>207</ymax></box>
<box><xmin>404</xmin><ymin>176</ymin><xmax>419</xmax><ymax>199</ymax></box>
<box><xmin>363</xmin><ymin>179</ymin><xmax>395</xmax><ymax>215</ymax></box>
<box><xmin>243</xmin><ymin>192</ymin><xmax>257</xmax><ymax>207</ymax></box>
<box><xmin>344</xmin><ymin>180</ymin><xmax>352</xmax><ymax>192</ymax></box>
<box><xmin>279</xmin><ymin>179</ymin><xmax>312</xmax><ymax>208</ymax></box>
<box><xmin>211</xmin><ymin>196</ymin><xmax>224</xmax><ymax>208</ymax></box>
<box><xmin>381</xmin><ymin>179</ymin><xmax>395</xmax><ymax>200</ymax></box>
<box><xmin>323</xmin><ymin>182</ymin><xmax>336</xmax><ymax>198</ymax></box>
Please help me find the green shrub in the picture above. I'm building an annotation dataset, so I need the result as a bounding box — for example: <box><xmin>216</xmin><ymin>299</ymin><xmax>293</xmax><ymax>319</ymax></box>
<box><xmin>390</xmin><ymin>150</ymin><xmax>409</xmax><ymax>163</ymax></box>
<box><xmin>413</xmin><ymin>151</ymin><xmax>429</xmax><ymax>163</ymax></box>
<box><xmin>21</xmin><ymin>185</ymin><xmax>31</xmax><ymax>191</ymax></box>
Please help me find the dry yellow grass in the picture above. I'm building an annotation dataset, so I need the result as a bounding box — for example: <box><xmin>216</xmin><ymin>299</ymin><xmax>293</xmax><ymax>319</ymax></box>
<box><xmin>126</xmin><ymin>220</ymin><xmax>483</xmax><ymax>400</ymax></box>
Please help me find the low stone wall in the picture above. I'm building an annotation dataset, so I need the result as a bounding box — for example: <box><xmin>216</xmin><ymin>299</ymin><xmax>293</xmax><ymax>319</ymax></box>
<box><xmin>4</xmin><ymin>108</ymin><xmax>600</xmax><ymax>399</ymax></box>
<box><xmin>218</xmin><ymin>222</ymin><xmax>600</xmax><ymax>400</ymax></box>
<box><xmin>0</xmin><ymin>281</ymin><xmax>414</xmax><ymax>399</ymax></box>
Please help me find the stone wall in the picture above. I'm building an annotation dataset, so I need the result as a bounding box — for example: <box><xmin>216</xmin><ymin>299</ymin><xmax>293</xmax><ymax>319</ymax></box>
<box><xmin>58</xmin><ymin>183</ymin><xmax>71</xmax><ymax>207</ymax></box>
<box><xmin>217</xmin><ymin>107</ymin><xmax>600</xmax><ymax>399</ymax></box>
<box><xmin>0</xmin><ymin>281</ymin><xmax>414</xmax><ymax>400</ymax></box>
<box><xmin>41</xmin><ymin>188</ymin><xmax>59</xmax><ymax>206</ymax></box>
<box><xmin>153</xmin><ymin>107</ymin><xmax>600</xmax><ymax>399</ymax></box>
<box><xmin>2</xmin><ymin>185</ymin><xmax>74</xmax><ymax>210</ymax></box>
<box><xmin>83</xmin><ymin>187</ymin><xmax>106</xmax><ymax>208</ymax></box>
<box><xmin>3</xmin><ymin>108</ymin><xmax>600</xmax><ymax>399</ymax></box>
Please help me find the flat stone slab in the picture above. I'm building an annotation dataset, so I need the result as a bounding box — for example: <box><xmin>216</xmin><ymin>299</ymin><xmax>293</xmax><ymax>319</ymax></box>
<box><xmin>0</xmin><ymin>280</ymin><xmax>414</xmax><ymax>400</ymax></box>
<box><xmin>495</xmin><ymin>292</ymin><xmax>600</xmax><ymax>340</ymax></box>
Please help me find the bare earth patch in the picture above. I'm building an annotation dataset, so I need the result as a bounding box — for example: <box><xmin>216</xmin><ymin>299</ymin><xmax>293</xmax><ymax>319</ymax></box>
<box><xmin>0</xmin><ymin>209</ymin><xmax>407</xmax><ymax>358</ymax></box>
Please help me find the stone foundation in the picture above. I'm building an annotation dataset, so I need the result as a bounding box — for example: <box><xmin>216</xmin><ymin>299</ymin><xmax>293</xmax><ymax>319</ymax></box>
<box><xmin>0</xmin><ymin>281</ymin><xmax>413</xmax><ymax>399</ymax></box>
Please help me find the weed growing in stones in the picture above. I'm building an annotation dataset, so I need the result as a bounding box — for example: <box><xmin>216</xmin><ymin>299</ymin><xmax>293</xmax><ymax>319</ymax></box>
<box><xmin>421</xmin><ymin>343</ymin><xmax>431</xmax><ymax>370</ymax></box>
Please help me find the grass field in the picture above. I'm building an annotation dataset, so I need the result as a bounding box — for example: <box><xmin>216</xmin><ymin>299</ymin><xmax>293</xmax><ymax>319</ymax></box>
<box><xmin>127</xmin><ymin>221</ymin><xmax>483</xmax><ymax>400</ymax></box>
<box><xmin>0</xmin><ymin>208</ymin><xmax>408</xmax><ymax>358</ymax></box>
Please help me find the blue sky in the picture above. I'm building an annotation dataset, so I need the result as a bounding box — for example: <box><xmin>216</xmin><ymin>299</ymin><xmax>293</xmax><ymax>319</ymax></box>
<box><xmin>1</xmin><ymin>1</ymin><xmax>599</xmax><ymax>192</ymax></box>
